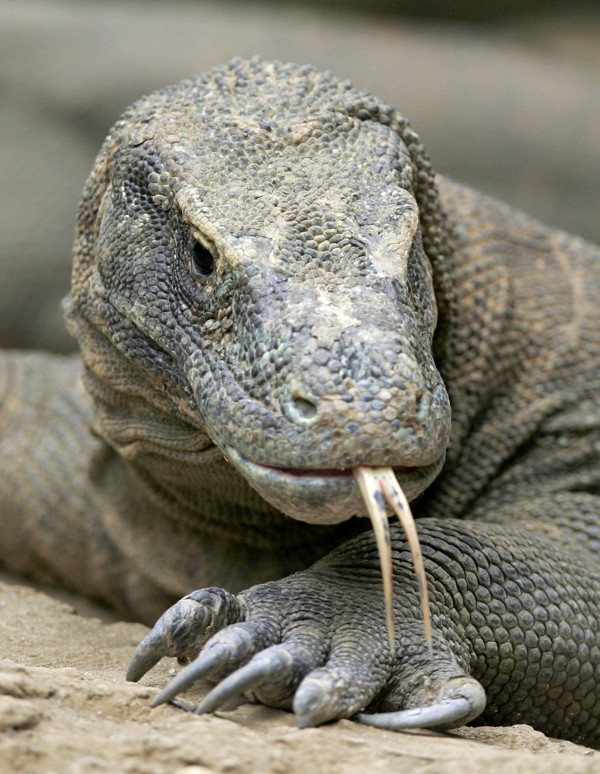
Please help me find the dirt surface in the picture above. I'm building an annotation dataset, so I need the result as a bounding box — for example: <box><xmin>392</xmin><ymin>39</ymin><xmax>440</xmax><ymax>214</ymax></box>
<box><xmin>0</xmin><ymin>579</ymin><xmax>598</xmax><ymax>774</ymax></box>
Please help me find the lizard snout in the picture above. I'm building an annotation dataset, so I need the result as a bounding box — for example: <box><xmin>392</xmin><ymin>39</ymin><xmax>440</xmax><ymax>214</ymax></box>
<box><xmin>276</xmin><ymin>331</ymin><xmax>434</xmax><ymax>452</ymax></box>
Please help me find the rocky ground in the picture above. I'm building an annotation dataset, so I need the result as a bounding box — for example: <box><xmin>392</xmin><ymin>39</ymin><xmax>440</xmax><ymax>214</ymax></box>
<box><xmin>0</xmin><ymin>578</ymin><xmax>599</xmax><ymax>773</ymax></box>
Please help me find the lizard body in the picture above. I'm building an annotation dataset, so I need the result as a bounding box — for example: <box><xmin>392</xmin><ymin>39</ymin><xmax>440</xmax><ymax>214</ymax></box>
<box><xmin>0</xmin><ymin>58</ymin><xmax>598</xmax><ymax>745</ymax></box>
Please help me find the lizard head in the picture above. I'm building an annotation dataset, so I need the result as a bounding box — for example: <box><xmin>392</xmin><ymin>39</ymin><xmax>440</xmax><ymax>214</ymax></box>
<box><xmin>67</xmin><ymin>58</ymin><xmax>453</xmax><ymax>525</ymax></box>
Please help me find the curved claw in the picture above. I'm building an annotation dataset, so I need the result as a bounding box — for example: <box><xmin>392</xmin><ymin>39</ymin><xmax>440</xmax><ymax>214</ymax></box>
<box><xmin>356</xmin><ymin>677</ymin><xmax>486</xmax><ymax>731</ymax></box>
<box><xmin>151</xmin><ymin>620</ymin><xmax>277</xmax><ymax>708</ymax></box>
<box><xmin>194</xmin><ymin>648</ymin><xmax>293</xmax><ymax>715</ymax></box>
<box><xmin>126</xmin><ymin>587</ymin><xmax>244</xmax><ymax>683</ymax></box>
<box><xmin>151</xmin><ymin>645</ymin><xmax>229</xmax><ymax>707</ymax></box>
<box><xmin>126</xmin><ymin>627</ymin><xmax>170</xmax><ymax>683</ymax></box>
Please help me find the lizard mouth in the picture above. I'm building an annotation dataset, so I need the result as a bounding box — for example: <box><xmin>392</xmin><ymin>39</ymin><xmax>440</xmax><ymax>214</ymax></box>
<box><xmin>222</xmin><ymin>445</ymin><xmax>444</xmax><ymax>524</ymax></box>
<box><xmin>250</xmin><ymin>464</ymin><xmax>418</xmax><ymax>478</ymax></box>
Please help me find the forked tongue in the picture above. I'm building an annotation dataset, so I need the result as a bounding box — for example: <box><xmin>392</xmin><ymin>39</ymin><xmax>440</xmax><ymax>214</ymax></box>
<box><xmin>353</xmin><ymin>467</ymin><xmax>432</xmax><ymax>657</ymax></box>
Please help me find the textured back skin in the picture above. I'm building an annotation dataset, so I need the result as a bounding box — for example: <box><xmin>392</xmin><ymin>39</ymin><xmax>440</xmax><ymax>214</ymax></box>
<box><xmin>426</xmin><ymin>180</ymin><xmax>600</xmax><ymax>521</ymax></box>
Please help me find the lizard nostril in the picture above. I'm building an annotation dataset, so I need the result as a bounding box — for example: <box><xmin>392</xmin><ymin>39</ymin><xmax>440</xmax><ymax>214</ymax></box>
<box><xmin>283</xmin><ymin>391</ymin><xmax>319</xmax><ymax>426</ymax></box>
<box><xmin>294</xmin><ymin>396</ymin><xmax>318</xmax><ymax>419</ymax></box>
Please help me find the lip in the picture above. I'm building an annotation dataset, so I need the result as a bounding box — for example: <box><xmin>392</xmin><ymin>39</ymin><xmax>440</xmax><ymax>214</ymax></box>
<box><xmin>222</xmin><ymin>445</ymin><xmax>444</xmax><ymax>525</ymax></box>
<box><xmin>240</xmin><ymin>463</ymin><xmax>419</xmax><ymax>480</ymax></box>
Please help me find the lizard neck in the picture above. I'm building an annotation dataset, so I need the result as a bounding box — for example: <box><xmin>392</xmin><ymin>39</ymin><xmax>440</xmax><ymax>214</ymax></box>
<box><xmin>89</xmin><ymin>413</ymin><xmax>366</xmax><ymax>608</ymax></box>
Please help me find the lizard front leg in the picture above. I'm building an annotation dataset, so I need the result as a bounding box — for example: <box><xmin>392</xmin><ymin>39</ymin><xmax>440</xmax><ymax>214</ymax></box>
<box><xmin>128</xmin><ymin>508</ymin><xmax>600</xmax><ymax>747</ymax></box>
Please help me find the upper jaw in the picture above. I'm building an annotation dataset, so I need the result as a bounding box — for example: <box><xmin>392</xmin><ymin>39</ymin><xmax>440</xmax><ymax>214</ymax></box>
<box><xmin>222</xmin><ymin>444</ymin><xmax>445</xmax><ymax>524</ymax></box>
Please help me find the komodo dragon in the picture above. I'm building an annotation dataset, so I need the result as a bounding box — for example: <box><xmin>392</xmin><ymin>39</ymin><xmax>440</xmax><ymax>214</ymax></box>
<box><xmin>0</xmin><ymin>57</ymin><xmax>598</xmax><ymax>746</ymax></box>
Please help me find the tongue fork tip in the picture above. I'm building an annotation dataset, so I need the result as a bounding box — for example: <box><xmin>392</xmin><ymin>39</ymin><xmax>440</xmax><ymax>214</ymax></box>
<box><xmin>353</xmin><ymin>466</ymin><xmax>433</xmax><ymax>658</ymax></box>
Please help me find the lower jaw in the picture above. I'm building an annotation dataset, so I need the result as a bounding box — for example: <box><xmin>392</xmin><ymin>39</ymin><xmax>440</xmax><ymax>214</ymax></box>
<box><xmin>222</xmin><ymin>445</ymin><xmax>444</xmax><ymax>525</ymax></box>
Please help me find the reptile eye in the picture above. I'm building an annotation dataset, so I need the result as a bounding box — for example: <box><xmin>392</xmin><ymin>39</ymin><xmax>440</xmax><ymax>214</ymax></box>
<box><xmin>191</xmin><ymin>240</ymin><xmax>216</xmax><ymax>277</ymax></box>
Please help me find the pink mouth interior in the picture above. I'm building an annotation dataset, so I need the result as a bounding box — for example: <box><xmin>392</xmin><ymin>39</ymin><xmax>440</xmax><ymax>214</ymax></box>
<box><xmin>262</xmin><ymin>465</ymin><xmax>418</xmax><ymax>478</ymax></box>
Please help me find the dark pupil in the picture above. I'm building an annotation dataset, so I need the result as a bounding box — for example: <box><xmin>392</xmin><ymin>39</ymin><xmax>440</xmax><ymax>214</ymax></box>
<box><xmin>192</xmin><ymin>241</ymin><xmax>215</xmax><ymax>276</ymax></box>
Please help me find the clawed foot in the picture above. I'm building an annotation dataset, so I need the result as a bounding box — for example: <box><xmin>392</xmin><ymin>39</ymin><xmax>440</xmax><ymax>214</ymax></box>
<box><xmin>127</xmin><ymin>570</ymin><xmax>486</xmax><ymax>731</ymax></box>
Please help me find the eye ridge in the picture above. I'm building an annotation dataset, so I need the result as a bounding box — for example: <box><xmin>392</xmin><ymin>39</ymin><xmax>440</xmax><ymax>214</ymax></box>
<box><xmin>191</xmin><ymin>239</ymin><xmax>216</xmax><ymax>277</ymax></box>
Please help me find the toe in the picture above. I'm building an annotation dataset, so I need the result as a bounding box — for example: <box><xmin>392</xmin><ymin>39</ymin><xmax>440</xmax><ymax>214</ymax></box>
<box><xmin>127</xmin><ymin>587</ymin><xmax>244</xmax><ymax>682</ymax></box>
<box><xmin>357</xmin><ymin>675</ymin><xmax>486</xmax><ymax>730</ymax></box>
<box><xmin>151</xmin><ymin>618</ymin><xmax>279</xmax><ymax>706</ymax></box>
<box><xmin>293</xmin><ymin>637</ymin><xmax>393</xmax><ymax>726</ymax></box>
<box><xmin>196</xmin><ymin>642</ymin><xmax>318</xmax><ymax>712</ymax></box>
<box><xmin>293</xmin><ymin>662</ymin><xmax>386</xmax><ymax>727</ymax></box>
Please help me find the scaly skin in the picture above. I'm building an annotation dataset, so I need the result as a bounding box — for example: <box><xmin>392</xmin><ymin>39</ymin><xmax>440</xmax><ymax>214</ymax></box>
<box><xmin>0</xmin><ymin>58</ymin><xmax>598</xmax><ymax>745</ymax></box>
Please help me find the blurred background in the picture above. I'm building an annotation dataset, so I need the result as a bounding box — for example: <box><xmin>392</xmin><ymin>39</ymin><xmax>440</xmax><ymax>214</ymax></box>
<box><xmin>1</xmin><ymin>0</ymin><xmax>598</xmax><ymax>352</ymax></box>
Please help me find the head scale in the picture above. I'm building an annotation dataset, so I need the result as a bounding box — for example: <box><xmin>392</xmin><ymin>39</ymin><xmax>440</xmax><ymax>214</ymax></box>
<box><xmin>66</xmin><ymin>57</ymin><xmax>453</xmax><ymax>524</ymax></box>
